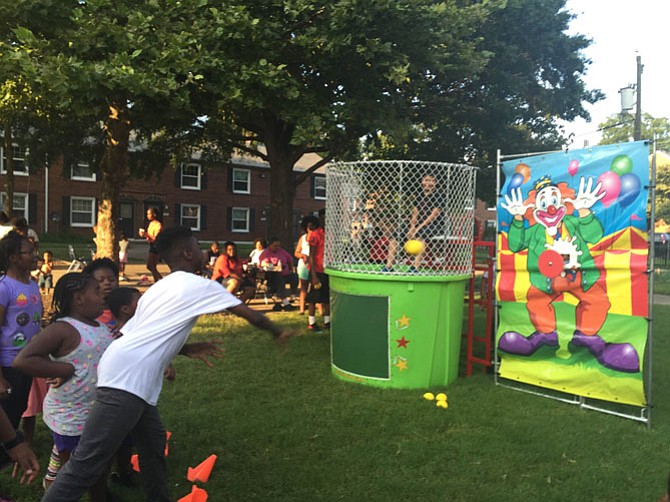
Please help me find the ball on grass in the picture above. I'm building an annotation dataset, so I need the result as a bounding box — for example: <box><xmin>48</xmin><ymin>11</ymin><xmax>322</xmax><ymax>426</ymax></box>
<box><xmin>404</xmin><ymin>239</ymin><xmax>424</xmax><ymax>255</ymax></box>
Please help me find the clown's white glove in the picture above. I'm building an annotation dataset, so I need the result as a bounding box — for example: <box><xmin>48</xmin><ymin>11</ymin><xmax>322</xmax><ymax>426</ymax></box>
<box><xmin>501</xmin><ymin>187</ymin><xmax>533</xmax><ymax>217</ymax></box>
<box><xmin>565</xmin><ymin>176</ymin><xmax>604</xmax><ymax>211</ymax></box>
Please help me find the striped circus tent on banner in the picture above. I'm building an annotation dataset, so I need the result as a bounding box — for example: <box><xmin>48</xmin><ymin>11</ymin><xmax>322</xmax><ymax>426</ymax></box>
<box><xmin>497</xmin><ymin>227</ymin><xmax>648</xmax><ymax>317</ymax></box>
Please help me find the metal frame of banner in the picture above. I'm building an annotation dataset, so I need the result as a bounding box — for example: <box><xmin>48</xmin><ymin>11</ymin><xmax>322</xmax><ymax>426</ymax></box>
<box><xmin>493</xmin><ymin>141</ymin><xmax>655</xmax><ymax>426</ymax></box>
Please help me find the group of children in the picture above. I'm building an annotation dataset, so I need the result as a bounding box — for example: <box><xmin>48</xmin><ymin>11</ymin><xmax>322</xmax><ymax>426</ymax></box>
<box><xmin>0</xmin><ymin>232</ymin><xmax>145</xmax><ymax>501</ymax></box>
<box><xmin>0</xmin><ymin>225</ymin><xmax>292</xmax><ymax>501</ymax></box>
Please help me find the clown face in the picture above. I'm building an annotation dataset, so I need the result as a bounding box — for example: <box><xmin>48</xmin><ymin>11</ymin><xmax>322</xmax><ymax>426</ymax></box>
<box><xmin>533</xmin><ymin>185</ymin><xmax>566</xmax><ymax>237</ymax></box>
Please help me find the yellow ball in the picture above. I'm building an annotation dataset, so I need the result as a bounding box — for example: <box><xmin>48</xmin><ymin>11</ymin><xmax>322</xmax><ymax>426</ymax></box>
<box><xmin>404</xmin><ymin>239</ymin><xmax>424</xmax><ymax>255</ymax></box>
<box><xmin>436</xmin><ymin>400</ymin><xmax>448</xmax><ymax>409</ymax></box>
<box><xmin>423</xmin><ymin>392</ymin><xmax>435</xmax><ymax>401</ymax></box>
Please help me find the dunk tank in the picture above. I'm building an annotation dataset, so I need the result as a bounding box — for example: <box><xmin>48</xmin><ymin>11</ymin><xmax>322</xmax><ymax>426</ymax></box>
<box><xmin>325</xmin><ymin>160</ymin><xmax>478</xmax><ymax>388</ymax></box>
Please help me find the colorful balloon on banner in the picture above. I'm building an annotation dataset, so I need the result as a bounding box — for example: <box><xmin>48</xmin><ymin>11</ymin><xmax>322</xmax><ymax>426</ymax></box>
<box><xmin>568</xmin><ymin>159</ymin><xmax>579</xmax><ymax>176</ymax></box>
<box><xmin>610</xmin><ymin>154</ymin><xmax>633</xmax><ymax>176</ymax></box>
<box><xmin>515</xmin><ymin>163</ymin><xmax>531</xmax><ymax>183</ymax></box>
<box><xmin>507</xmin><ymin>172</ymin><xmax>525</xmax><ymax>194</ymax></box>
<box><xmin>618</xmin><ymin>173</ymin><xmax>641</xmax><ymax>207</ymax></box>
<box><xmin>597</xmin><ymin>171</ymin><xmax>621</xmax><ymax>208</ymax></box>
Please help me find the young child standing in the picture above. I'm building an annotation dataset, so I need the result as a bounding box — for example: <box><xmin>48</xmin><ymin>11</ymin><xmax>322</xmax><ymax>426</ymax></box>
<box><xmin>13</xmin><ymin>272</ymin><xmax>114</xmax><ymax>500</ymax></box>
<box><xmin>41</xmin><ymin>226</ymin><xmax>292</xmax><ymax>501</ymax></box>
<box><xmin>107</xmin><ymin>287</ymin><xmax>141</xmax><ymax>329</ymax></box>
<box><xmin>83</xmin><ymin>258</ymin><xmax>120</xmax><ymax>330</ymax></box>
<box><xmin>40</xmin><ymin>258</ymin><xmax>120</xmax><ymax>490</ymax></box>
<box><xmin>118</xmin><ymin>231</ymin><xmax>129</xmax><ymax>282</ymax></box>
<box><xmin>0</xmin><ymin>231</ymin><xmax>41</xmax><ymax>430</ymax></box>
<box><xmin>0</xmin><ymin>231</ymin><xmax>41</xmax><ymax>501</ymax></box>
<box><xmin>36</xmin><ymin>250</ymin><xmax>54</xmax><ymax>294</ymax></box>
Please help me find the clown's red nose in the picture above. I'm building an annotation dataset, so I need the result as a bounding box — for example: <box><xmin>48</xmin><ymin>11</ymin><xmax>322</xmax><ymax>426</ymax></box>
<box><xmin>547</xmin><ymin>205</ymin><xmax>557</xmax><ymax>215</ymax></box>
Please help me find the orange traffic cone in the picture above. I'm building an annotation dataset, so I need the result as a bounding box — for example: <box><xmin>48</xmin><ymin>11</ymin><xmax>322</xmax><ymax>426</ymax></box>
<box><xmin>130</xmin><ymin>453</ymin><xmax>140</xmax><ymax>472</ymax></box>
<box><xmin>165</xmin><ymin>431</ymin><xmax>172</xmax><ymax>457</ymax></box>
<box><xmin>177</xmin><ymin>485</ymin><xmax>208</xmax><ymax>502</ymax></box>
<box><xmin>187</xmin><ymin>454</ymin><xmax>217</xmax><ymax>483</ymax></box>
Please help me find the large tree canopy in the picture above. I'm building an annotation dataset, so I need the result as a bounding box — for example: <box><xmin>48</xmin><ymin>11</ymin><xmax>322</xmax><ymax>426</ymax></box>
<box><xmin>2</xmin><ymin>0</ymin><xmax>602</xmax><ymax>247</ymax></box>
<box><xmin>166</xmin><ymin>0</ymin><xmax>498</xmax><ymax>245</ymax></box>
<box><xmin>2</xmin><ymin>0</ymin><xmax>222</xmax><ymax>255</ymax></box>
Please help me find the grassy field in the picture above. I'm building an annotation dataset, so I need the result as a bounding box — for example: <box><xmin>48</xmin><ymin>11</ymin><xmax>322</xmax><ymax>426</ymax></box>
<box><xmin>653</xmin><ymin>269</ymin><xmax>670</xmax><ymax>296</ymax></box>
<box><xmin>2</xmin><ymin>305</ymin><xmax>669</xmax><ymax>501</ymax></box>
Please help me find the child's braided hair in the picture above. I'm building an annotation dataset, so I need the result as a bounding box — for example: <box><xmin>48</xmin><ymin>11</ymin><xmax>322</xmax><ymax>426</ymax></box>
<box><xmin>51</xmin><ymin>272</ymin><xmax>93</xmax><ymax>323</ymax></box>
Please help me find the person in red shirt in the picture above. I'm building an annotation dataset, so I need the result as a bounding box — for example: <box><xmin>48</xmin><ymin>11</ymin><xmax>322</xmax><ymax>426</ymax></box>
<box><xmin>303</xmin><ymin>215</ymin><xmax>330</xmax><ymax>332</ymax></box>
<box><xmin>211</xmin><ymin>242</ymin><xmax>255</xmax><ymax>303</ymax></box>
<box><xmin>259</xmin><ymin>237</ymin><xmax>298</xmax><ymax>311</ymax></box>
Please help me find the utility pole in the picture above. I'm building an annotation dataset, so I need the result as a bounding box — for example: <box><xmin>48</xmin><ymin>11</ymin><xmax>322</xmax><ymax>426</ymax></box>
<box><xmin>634</xmin><ymin>54</ymin><xmax>643</xmax><ymax>141</ymax></box>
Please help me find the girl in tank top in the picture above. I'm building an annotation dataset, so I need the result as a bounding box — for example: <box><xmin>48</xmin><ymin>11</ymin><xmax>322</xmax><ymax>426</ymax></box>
<box><xmin>13</xmin><ymin>272</ymin><xmax>114</xmax><ymax>498</ymax></box>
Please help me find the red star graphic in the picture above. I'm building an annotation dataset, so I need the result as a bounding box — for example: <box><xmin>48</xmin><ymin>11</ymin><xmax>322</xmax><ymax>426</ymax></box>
<box><xmin>396</xmin><ymin>336</ymin><xmax>410</xmax><ymax>349</ymax></box>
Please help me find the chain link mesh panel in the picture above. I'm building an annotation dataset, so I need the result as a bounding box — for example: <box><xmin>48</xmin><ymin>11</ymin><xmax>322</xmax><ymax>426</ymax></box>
<box><xmin>325</xmin><ymin>160</ymin><xmax>477</xmax><ymax>276</ymax></box>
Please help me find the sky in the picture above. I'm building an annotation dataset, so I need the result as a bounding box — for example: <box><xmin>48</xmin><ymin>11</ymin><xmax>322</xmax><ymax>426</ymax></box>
<box><xmin>562</xmin><ymin>0</ymin><xmax>670</xmax><ymax>148</ymax></box>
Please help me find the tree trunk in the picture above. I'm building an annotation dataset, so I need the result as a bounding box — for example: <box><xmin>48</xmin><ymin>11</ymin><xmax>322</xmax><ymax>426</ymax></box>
<box><xmin>95</xmin><ymin>103</ymin><xmax>130</xmax><ymax>260</ymax></box>
<box><xmin>3</xmin><ymin>126</ymin><xmax>14</xmax><ymax>217</ymax></box>
<box><xmin>264</xmin><ymin>120</ymin><xmax>301</xmax><ymax>248</ymax></box>
<box><xmin>268</xmin><ymin>156</ymin><xmax>297</xmax><ymax>248</ymax></box>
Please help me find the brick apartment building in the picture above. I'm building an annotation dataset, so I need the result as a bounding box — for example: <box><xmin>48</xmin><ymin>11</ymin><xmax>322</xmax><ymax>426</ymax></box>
<box><xmin>0</xmin><ymin>144</ymin><xmax>327</xmax><ymax>245</ymax></box>
<box><xmin>1</xmin><ymin>143</ymin><xmax>496</xmax><ymax>248</ymax></box>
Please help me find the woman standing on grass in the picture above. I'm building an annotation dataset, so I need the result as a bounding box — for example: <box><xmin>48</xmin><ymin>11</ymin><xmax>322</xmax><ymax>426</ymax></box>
<box><xmin>139</xmin><ymin>207</ymin><xmax>163</xmax><ymax>284</ymax></box>
<box><xmin>294</xmin><ymin>222</ymin><xmax>312</xmax><ymax>315</ymax></box>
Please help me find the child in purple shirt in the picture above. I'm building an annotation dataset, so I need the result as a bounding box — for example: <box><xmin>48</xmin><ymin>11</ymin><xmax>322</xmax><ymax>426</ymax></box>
<box><xmin>0</xmin><ymin>231</ymin><xmax>42</xmax><ymax>430</ymax></box>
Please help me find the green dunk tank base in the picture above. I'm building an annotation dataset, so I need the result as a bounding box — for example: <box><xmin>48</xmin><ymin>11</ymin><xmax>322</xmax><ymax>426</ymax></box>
<box><xmin>328</xmin><ymin>268</ymin><xmax>468</xmax><ymax>389</ymax></box>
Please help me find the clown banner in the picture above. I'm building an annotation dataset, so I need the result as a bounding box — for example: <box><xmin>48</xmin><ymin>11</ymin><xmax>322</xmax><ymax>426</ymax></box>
<box><xmin>496</xmin><ymin>141</ymin><xmax>650</xmax><ymax>406</ymax></box>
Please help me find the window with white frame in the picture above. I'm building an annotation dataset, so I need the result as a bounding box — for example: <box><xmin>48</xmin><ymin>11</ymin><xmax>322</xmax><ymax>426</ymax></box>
<box><xmin>0</xmin><ymin>192</ymin><xmax>28</xmax><ymax>219</ymax></box>
<box><xmin>232</xmin><ymin>168</ymin><xmax>250</xmax><ymax>194</ymax></box>
<box><xmin>180</xmin><ymin>204</ymin><xmax>201</xmax><ymax>230</ymax></box>
<box><xmin>231</xmin><ymin>207</ymin><xmax>250</xmax><ymax>232</ymax></box>
<box><xmin>70</xmin><ymin>197</ymin><xmax>96</xmax><ymax>227</ymax></box>
<box><xmin>313</xmin><ymin>175</ymin><xmax>326</xmax><ymax>200</ymax></box>
<box><xmin>70</xmin><ymin>162</ymin><xmax>96</xmax><ymax>181</ymax></box>
<box><xmin>180</xmin><ymin>163</ymin><xmax>202</xmax><ymax>190</ymax></box>
<box><xmin>0</xmin><ymin>145</ymin><xmax>28</xmax><ymax>175</ymax></box>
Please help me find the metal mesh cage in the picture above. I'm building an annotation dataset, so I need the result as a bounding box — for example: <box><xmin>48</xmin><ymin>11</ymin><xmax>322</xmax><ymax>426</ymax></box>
<box><xmin>325</xmin><ymin>160</ymin><xmax>478</xmax><ymax>276</ymax></box>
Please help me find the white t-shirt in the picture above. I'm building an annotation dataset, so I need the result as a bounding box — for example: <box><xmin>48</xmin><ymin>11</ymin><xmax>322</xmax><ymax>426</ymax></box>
<box><xmin>97</xmin><ymin>271</ymin><xmax>242</xmax><ymax>405</ymax></box>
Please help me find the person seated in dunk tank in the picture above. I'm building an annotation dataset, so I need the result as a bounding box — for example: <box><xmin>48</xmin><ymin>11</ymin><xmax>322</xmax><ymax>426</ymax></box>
<box><xmin>211</xmin><ymin>241</ymin><xmax>256</xmax><ymax>303</ymax></box>
<box><xmin>381</xmin><ymin>173</ymin><xmax>446</xmax><ymax>273</ymax></box>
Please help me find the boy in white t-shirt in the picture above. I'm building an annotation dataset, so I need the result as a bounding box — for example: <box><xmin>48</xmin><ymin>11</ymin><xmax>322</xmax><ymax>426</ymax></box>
<box><xmin>42</xmin><ymin>227</ymin><xmax>292</xmax><ymax>502</ymax></box>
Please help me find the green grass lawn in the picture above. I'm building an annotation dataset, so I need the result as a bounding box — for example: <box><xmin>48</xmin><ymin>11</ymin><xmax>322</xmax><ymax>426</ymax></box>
<box><xmin>653</xmin><ymin>269</ymin><xmax>670</xmax><ymax>296</ymax></box>
<box><xmin>3</xmin><ymin>306</ymin><xmax>670</xmax><ymax>501</ymax></box>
